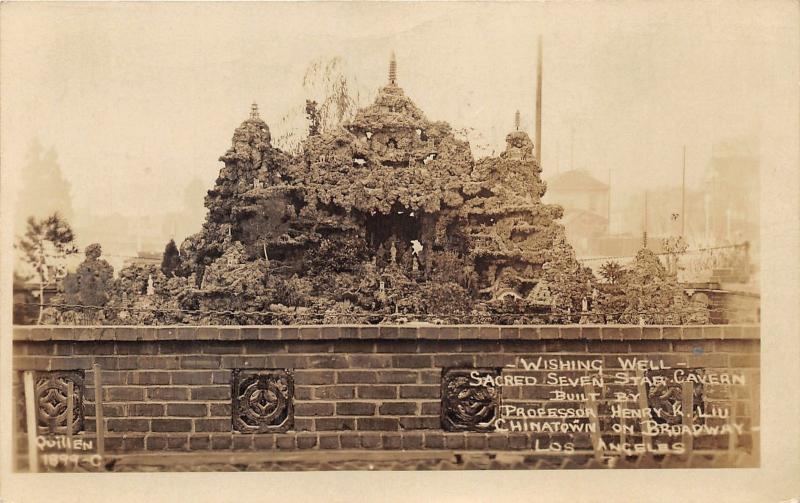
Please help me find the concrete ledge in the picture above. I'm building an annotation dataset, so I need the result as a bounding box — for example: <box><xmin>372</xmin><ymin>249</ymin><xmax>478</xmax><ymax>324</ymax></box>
<box><xmin>13</xmin><ymin>324</ymin><xmax>761</xmax><ymax>342</ymax></box>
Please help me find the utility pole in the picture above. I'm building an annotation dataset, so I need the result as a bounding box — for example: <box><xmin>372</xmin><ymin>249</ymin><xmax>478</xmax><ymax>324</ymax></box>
<box><xmin>704</xmin><ymin>193</ymin><xmax>710</xmax><ymax>246</ymax></box>
<box><xmin>535</xmin><ymin>35</ymin><xmax>543</xmax><ymax>166</ymax></box>
<box><xmin>607</xmin><ymin>169</ymin><xmax>611</xmax><ymax>236</ymax></box>
<box><xmin>643</xmin><ymin>190</ymin><xmax>648</xmax><ymax>249</ymax></box>
<box><xmin>681</xmin><ymin>145</ymin><xmax>686</xmax><ymax>238</ymax></box>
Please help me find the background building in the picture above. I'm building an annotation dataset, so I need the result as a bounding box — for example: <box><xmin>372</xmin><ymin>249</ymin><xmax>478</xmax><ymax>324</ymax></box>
<box><xmin>544</xmin><ymin>169</ymin><xmax>608</xmax><ymax>256</ymax></box>
<box><xmin>703</xmin><ymin>138</ymin><xmax>760</xmax><ymax>249</ymax></box>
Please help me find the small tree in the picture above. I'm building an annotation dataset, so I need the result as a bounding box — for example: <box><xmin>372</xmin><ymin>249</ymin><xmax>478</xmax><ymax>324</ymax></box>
<box><xmin>16</xmin><ymin>213</ymin><xmax>79</xmax><ymax>324</ymax></box>
<box><xmin>62</xmin><ymin>244</ymin><xmax>114</xmax><ymax>323</ymax></box>
<box><xmin>161</xmin><ymin>239</ymin><xmax>181</xmax><ymax>277</ymax></box>
<box><xmin>77</xmin><ymin>243</ymin><xmax>114</xmax><ymax>306</ymax></box>
<box><xmin>542</xmin><ymin>233</ymin><xmax>595</xmax><ymax>321</ymax></box>
<box><xmin>305</xmin><ymin>100</ymin><xmax>321</xmax><ymax>136</ymax></box>
<box><xmin>662</xmin><ymin>236</ymin><xmax>688</xmax><ymax>276</ymax></box>
<box><xmin>302</xmin><ymin>56</ymin><xmax>360</xmax><ymax>133</ymax></box>
<box><xmin>599</xmin><ymin>261</ymin><xmax>624</xmax><ymax>285</ymax></box>
<box><xmin>273</xmin><ymin>57</ymin><xmax>362</xmax><ymax>153</ymax></box>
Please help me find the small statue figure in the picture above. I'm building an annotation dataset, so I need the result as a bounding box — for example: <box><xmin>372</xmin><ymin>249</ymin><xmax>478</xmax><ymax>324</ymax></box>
<box><xmin>146</xmin><ymin>274</ymin><xmax>155</xmax><ymax>296</ymax></box>
<box><xmin>376</xmin><ymin>280</ymin><xmax>388</xmax><ymax>306</ymax></box>
<box><xmin>389</xmin><ymin>240</ymin><xmax>397</xmax><ymax>264</ymax></box>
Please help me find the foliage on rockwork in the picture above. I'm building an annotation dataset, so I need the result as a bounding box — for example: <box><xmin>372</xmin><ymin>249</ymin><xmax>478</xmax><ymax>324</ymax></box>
<box><xmin>462</xmin><ymin>131</ymin><xmax>569</xmax><ymax>304</ymax></box>
<box><xmin>287</xmin><ymin>84</ymin><xmax>473</xmax><ymax>216</ymax></box>
<box><xmin>205</xmin><ymin>115</ymin><xmax>290</xmax><ymax>230</ymax></box>
<box><xmin>175</xmin><ymin>243</ymin><xmax>272</xmax><ymax>324</ymax></box>
<box><xmin>595</xmin><ymin>248</ymin><xmax>708</xmax><ymax>324</ymax></box>
<box><xmin>97</xmin><ymin>264</ymin><xmax>188</xmax><ymax>325</ymax></box>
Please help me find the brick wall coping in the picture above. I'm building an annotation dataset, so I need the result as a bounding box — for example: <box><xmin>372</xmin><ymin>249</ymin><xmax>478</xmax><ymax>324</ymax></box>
<box><xmin>684</xmin><ymin>286</ymin><xmax>761</xmax><ymax>298</ymax></box>
<box><xmin>13</xmin><ymin>324</ymin><xmax>759</xmax><ymax>342</ymax></box>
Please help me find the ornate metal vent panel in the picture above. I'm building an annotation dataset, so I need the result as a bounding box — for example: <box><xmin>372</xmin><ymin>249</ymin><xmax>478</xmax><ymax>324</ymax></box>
<box><xmin>35</xmin><ymin>371</ymin><xmax>85</xmax><ymax>435</ymax></box>
<box><xmin>441</xmin><ymin>368</ymin><xmax>501</xmax><ymax>432</ymax></box>
<box><xmin>645</xmin><ymin>368</ymin><xmax>706</xmax><ymax>426</ymax></box>
<box><xmin>232</xmin><ymin>369</ymin><xmax>294</xmax><ymax>433</ymax></box>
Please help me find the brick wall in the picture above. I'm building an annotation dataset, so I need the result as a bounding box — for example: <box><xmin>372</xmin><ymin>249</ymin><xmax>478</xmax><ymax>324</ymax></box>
<box><xmin>12</xmin><ymin>324</ymin><xmax>760</xmax><ymax>468</ymax></box>
<box><xmin>684</xmin><ymin>284</ymin><xmax>760</xmax><ymax>324</ymax></box>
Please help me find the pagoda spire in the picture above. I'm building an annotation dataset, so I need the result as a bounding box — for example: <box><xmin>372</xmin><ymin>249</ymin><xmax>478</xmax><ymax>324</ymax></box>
<box><xmin>250</xmin><ymin>102</ymin><xmax>260</xmax><ymax>120</ymax></box>
<box><xmin>389</xmin><ymin>52</ymin><xmax>397</xmax><ymax>85</ymax></box>
<box><xmin>515</xmin><ymin>110</ymin><xmax>521</xmax><ymax>131</ymax></box>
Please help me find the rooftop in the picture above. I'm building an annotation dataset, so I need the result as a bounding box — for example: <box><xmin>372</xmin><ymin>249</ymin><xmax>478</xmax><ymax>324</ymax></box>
<box><xmin>548</xmin><ymin>170</ymin><xmax>608</xmax><ymax>192</ymax></box>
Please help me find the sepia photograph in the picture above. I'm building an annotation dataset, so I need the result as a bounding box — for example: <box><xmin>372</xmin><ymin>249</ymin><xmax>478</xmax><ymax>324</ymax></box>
<box><xmin>0</xmin><ymin>1</ymin><xmax>798</xmax><ymax>501</ymax></box>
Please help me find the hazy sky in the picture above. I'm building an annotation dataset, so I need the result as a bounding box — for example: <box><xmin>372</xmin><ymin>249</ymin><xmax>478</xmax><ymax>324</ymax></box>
<box><xmin>2</xmin><ymin>1</ymin><xmax>797</xmax><ymax>221</ymax></box>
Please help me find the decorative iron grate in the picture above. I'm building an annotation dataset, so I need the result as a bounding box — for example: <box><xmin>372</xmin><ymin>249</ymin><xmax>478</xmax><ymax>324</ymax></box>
<box><xmin>645</xmin><ymin>368</ymin><xmax>706</xmax><ymax>426</ymax></box>
<box><xmin>232</xmin><ymin>369</ymin><xmax>294</xmax><ymax>433</ymax></box>
<box><xmin>34</xmin><ymin>371</ymin><xmax>85</xmax><ymax>435</ymax></box>
<box><xmin>441</xmin><ymin>368</ymin><xmax>501</xmax><ymax>432</ymax></box>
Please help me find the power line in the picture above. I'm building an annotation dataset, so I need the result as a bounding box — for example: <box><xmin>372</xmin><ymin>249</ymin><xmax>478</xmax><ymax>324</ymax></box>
<box><xmin>576</xmin><ymin>242</ymin><xmax>749</xmax><ymax>263</ymax></box>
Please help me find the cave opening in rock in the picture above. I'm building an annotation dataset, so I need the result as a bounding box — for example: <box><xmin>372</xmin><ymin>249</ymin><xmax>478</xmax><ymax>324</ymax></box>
<box><xmin>363</xmin><ymin>204</ymin><xmax>422</xmax><ymax>253</ymax></box>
